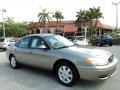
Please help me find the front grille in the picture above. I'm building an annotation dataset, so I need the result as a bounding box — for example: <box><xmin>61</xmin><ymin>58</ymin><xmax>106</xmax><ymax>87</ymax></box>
<box><xmin>108</xmin><ymin>55</ymin><xmax>114</xmax><ymax>63</ymax></box>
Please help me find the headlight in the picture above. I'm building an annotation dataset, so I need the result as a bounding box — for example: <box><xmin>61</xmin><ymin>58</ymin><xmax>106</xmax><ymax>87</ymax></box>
<box><xmin>86</xmin><ymin>58</ymin><xmax>94</xmax><ymax>65</ymax></box>
<box><xmin>86</xmin><ymin>57</ymin><xmax>108</xmax><ymax>66</ymax></box>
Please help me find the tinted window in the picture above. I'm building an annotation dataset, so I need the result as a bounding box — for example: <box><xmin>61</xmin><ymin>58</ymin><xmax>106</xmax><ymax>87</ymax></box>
<box><xmin>0</xmin><ymin>38</ymin><xmax>5</xmax><ymax>42</ymax></box>
<box><xmin>17</xmin><ymin>37</ymin><xmax>30</xmax><ymax>48</ymax></box>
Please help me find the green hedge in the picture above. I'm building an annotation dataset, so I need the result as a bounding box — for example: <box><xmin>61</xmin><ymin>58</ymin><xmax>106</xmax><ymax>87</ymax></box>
<box><xmin>113</xmin><ymin>38</ymin><xmax>120</xmax><ymax>45</ymax></box>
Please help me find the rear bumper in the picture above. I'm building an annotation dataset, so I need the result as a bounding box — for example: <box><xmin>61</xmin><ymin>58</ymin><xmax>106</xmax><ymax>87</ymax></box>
<box><xmin>0</xmin><ymin>47</ymin><xmax>6</xmax><ymax>49</ymax></box>
<box><xmin>0</xmin><ymin>44</ymin><xmax>9</xmax><ymax>49</ymax></box>
<box><xmin>0</xmin><ymin>45</ymin><xmax>7</xmax><ymax>49</ymax></box>
<box><xmin>76</xmin><ymin>58</ymin><xmax>118</xmax><ymax>81</ymax></box>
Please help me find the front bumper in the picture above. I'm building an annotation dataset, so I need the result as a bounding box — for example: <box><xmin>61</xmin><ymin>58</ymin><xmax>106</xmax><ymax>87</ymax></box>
<box><xmin>76</xmin><ymin>58</ymin><xmax>118</xmax><ymax>81</ymax></box>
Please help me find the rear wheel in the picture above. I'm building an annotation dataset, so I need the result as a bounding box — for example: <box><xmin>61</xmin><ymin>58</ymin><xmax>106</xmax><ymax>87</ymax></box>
<box><xmin>56</xmin><ymin>62</ymin><xmax>79</xmax><ymax>86</ymax></box>
<box><xmin>109</xmin><ymin>43</ymin><xmax>113</xmax><ymax>46</ymax></box>
<box><xmin>9</xmin><ymin>55</ymin><xmax>18</xmax><ymax>69</ymax></box>
<box><xmin>97</xmin><ymin>42</ymin><xmax>102</xmax><ymax>46</ymax></box>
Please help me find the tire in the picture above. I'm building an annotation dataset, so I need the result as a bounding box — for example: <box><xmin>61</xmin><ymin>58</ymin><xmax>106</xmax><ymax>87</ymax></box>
<box><xmin>109</xmin><ymin>43</ymin><xmax>113</xmax><ymax>46</ymax></box>
<box><xmin>97</xmin><ymin>42</ymin><xmax>103</xmax><ymax>46</ymax></box>
<box><xmin>56</xmin><ymin>62</ymin><xmax>79</xmax><ymax>87</ymax></box>
<box><xmin>97</xmin><ymin>42</ymin><xmax>101</xmax><ymax>46</ymax></box>
<box><xmin>9</xmin><ymin>55</ymin><xmax>18</xmax><ymax>69</ymax></box>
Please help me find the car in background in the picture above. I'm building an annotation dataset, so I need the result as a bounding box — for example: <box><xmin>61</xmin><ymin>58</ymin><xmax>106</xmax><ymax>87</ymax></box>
<box><xmin>0</xmin><ymin>37</ymin><xmax>16</xmax><ymax>50</ymax></box>
<box><xmin>6</xmin><ymin>34</ymin><xmax>118</xmax><ymax>86</ymax></box>
<box><xmin>96</xmin><ymin>34</ymin><xmax>113</xmax><ymax>46</ymax></box>
<box><xmin>69</xmin><ymin>36</ymin><xmax>88</xmax><ymax>46</ymax></box>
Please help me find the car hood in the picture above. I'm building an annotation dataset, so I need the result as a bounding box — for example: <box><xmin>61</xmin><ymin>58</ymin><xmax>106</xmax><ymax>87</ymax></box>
<box><xmin>56</xmin><ymin>46</ymin><xmax>112</xmax><ymax>65</ymax></box>
<box><xmin>61</xmin><ymin>46</ymin><xmax>111</xmax><ymax>57</ymax></box>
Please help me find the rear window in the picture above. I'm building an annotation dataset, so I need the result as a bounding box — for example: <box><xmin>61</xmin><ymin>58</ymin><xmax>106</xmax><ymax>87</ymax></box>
<box><xmin>0</xmin><ymin>38</ymin><xmax>5</xmax><ymax>42</ymax></box>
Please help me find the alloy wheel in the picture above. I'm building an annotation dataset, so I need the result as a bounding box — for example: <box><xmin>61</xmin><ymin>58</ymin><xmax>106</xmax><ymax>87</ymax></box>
<box><xmin>58</xmin><ymin>66</ymin><xmax>73</xmax><ymax>84</ymax></box>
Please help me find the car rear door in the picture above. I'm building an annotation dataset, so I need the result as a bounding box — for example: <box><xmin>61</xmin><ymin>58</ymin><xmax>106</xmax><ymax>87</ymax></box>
<box><xmin>14</xmin><ymin>36</ymin><xmax>33</xmax><ymax>65</ymax></box>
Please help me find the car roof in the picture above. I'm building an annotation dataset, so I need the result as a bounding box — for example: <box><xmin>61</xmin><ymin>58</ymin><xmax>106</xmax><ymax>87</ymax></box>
<box><xmin>22</xmin><ymin>34</ymin><xmax>57</xmax><ymax>38</ymax></box>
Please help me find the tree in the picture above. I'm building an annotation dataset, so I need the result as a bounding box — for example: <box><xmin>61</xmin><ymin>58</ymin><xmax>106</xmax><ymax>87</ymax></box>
<box><xmin>52</xmin><ymin>10</ymin><xmax>64</xmax><ymax>32</ymax></box>
<box><xmin>52</xmin><ymin>10</ymin><xmax>64</xmax><ymax>23</ymax></box>
<box><xmin>0</xmin><ymin>23</ymin><xmax>27</xmax><ymax>37</ymax></box>
<box><xmin>89</xmin><ymin>7</ymin><xmax>103</xmax><ymax>37</ymax></box>
<box><xmin>5</xmin><ymin>16</ymin><xmax>15</xmax><ymax>24</ymax></box>
<box><xmin>38</xmin><ymin>8</ymin><xmax>52</xmax><ymax>28</ymax></box>
<box><xmin>76</xmin><ymin>7</ymin><xmax>103</xmax><ymax>38</ymax></box>
<box><xmin>76</xmin><ymin>10</ymin><xmax>90</xmax><ymax>39</ymax></box>
<box><xmin>89</xmin><ymin>7</ymin><xmax>103</xmax><ymax>28</ymax></box>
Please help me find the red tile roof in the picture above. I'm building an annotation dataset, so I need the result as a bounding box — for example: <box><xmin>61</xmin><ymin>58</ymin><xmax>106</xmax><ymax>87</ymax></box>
<box><xmin>27</xmin><ymin>20</ymin><xmax>114</xmax><ymax>32</ymax></box>
<box><xmin>64</xmin><ymin>24</ymin><xmax>77</xmax><ymax>32</ymax></box>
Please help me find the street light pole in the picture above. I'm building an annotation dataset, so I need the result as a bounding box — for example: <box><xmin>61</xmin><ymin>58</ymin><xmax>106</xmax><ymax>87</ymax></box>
<box><xmin>2</xmin><ymin>9</ymin><xmax>6</xmax><ymax>38</ymax></box>
<box><xmin>112</xmin><ymin>1</ymin><xmax>120</xmax><ymax>31</ymax></box>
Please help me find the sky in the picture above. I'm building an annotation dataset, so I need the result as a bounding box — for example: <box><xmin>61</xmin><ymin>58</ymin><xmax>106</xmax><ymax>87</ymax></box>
<box><xmin>0</xmin><ymin>0</ymin><xmax>120</xmax><ymax>27</ymax></box>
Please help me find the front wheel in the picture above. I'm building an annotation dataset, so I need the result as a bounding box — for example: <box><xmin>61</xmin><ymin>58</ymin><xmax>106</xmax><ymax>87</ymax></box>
<box><xmin>9</xmin><ymin>55</ymin><xmax>18</xmax><ymax>69</ymax></box>
<box><xmin>56</xmin><ymin>62</ymin><xmax>79</xmax><ymax>86</ymax></box>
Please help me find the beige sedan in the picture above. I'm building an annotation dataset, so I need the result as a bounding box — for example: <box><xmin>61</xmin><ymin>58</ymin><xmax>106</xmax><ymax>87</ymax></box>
<box><xmin>6</xmin><ymin>34</ymin><xmax>118</xmax><ymax>86</ymax></box>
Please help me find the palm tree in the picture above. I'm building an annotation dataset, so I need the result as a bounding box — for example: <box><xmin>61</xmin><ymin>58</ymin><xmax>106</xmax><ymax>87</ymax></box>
<box><xmin>5</xmin><ymin>16</ymin><xmax>15</xmax><ymax>24</ymax></box>
<box><xmin>89</xmin><ymin>7</ymin><xmax>103</xmax><ymax>28</ymax></box>
<box><xmin>89</xmin><ymin>7</ymin><xmax>103</xmax><ymax>36</ymax></box>
<box><xmin>76</xmin><ymin>10</ymin><xmax>90</xmax><ymax>39</ymax></box>
<box><xmin>76</xmin><ymin>7</ymin><xmax>103</xmax><ymax>38</ymax></box>
<box><xmin>52</xmin><ymin>10</ymin><xmax>64</xmax><ymax>30</ymax></box>
<box><xmin>38</xmin><ymin>8</ymin><xmax>52</xmax><ymax>28</ymax></box>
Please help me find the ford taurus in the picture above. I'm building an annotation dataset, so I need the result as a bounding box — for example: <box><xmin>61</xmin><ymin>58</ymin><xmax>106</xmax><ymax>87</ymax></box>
<box><xmin>6</xmin><ymin>34</ymin><xmax>118</xmax><ymax>86</ymax></box>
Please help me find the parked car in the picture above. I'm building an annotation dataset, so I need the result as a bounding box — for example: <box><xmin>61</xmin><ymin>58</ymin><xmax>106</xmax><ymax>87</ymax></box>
<box><xmin>0</xmin><ymin>37</ymin><xmax>16</xmax><ymax>50</ymax></box>
<box><xmin>6</xmin><ymin>34</ymin><xmax>118</xmax><ymax>86</ymax></box>
<box><xmin>96</xmin><ymin>34</ymin><xmax>113</xmax><ymax>46</ymax></box>
<box><xmin>69</xmin><ymin>36</ymin><xmax>88</xmax><ymax>46</ymax></box>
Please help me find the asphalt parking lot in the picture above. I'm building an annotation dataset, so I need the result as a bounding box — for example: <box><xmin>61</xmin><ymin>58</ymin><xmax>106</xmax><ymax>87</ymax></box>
<box><xmin>0</xmin><ymin>45</ymin><xmax>120</xmax><ymax>90</ymax></box>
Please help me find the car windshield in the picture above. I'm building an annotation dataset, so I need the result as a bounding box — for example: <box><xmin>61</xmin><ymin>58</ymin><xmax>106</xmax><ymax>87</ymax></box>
<box><xmin>77</xmin><ymin>37</ymin><xmax>84</xmax><ymax>41</ymax></box>
<box><xmin>0</xmin><ymin>38</ymin><xmax>4</xmax><ymax>42</ymax></box>
<box><xmin>101</xmin><ymin>35</ymin><xmax>112</xmax><ymax>39</ymax></box>
<box><xmin>69</xmin><ymin>37</ymin><xmax>76</xmax><ymax>41</ymax></box>
<box><xmin>44</xmin><ymin>35</ymin><xmax>75</xmax><ymax>49</ymax></box>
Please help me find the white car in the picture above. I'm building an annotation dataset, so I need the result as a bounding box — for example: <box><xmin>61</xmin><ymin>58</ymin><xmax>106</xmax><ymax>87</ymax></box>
<box><xmin>70</xmin><ymin>36</ymin><xmax>88</xmax><ymax>46</ymax></box>
<box><xmin>0</xmin><ymin>38</ymin><xmax>15</xmax><ymax>50</ymax></box>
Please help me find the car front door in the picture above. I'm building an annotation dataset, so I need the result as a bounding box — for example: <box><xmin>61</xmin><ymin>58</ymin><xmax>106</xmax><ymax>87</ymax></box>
<box><xmin>28</xmin><ymin>36</ymin><xmax>52</xmax><ymax>69</ymax></box>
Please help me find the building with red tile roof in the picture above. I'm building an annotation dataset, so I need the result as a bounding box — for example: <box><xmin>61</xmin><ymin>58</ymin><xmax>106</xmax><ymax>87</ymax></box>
<box><xmin>27</xmin><ymin>20</ymin><xmax>114</xmax><ymax>37</ymax></box>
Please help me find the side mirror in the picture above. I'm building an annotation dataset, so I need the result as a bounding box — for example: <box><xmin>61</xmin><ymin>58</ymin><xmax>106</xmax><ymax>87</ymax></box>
<box><xmin>39</xmin><ymin>45</ymin><xmax>50</xmax><ymax>50</ymax></box>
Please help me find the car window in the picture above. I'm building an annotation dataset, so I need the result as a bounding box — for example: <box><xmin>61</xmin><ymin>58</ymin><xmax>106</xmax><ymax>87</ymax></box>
<box><xmin>44</xmin><ymin>35</ymin><xmax>74</xmax><ymax>49</ymax></box>
<box><xmin>0</xmin><ymin>38</ymin><xmax>5</xmax><ymax>42</ymax></box>
<box><xmin>30</xmin><ymin>37</ymin><xmax>46</xmax><ymax>49</ymax></box>
<box><xmin>101</xmin><ymin>35</ymin><xmax>112</xmax><ymax>39</ymax></box>
<box><xmin>69</xmin><ymin>37</ymin><xmax>76</xmax><ymax>41</ymax></box>
<box><xmin>77</xmin><ymin>37</ymin><xmax>84</xmax><ymax>41</ymax></box>
<box><xmin>17</xmin><ymin>37</ymin><xmax>30</xmax><ymax>48</ymax></box>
